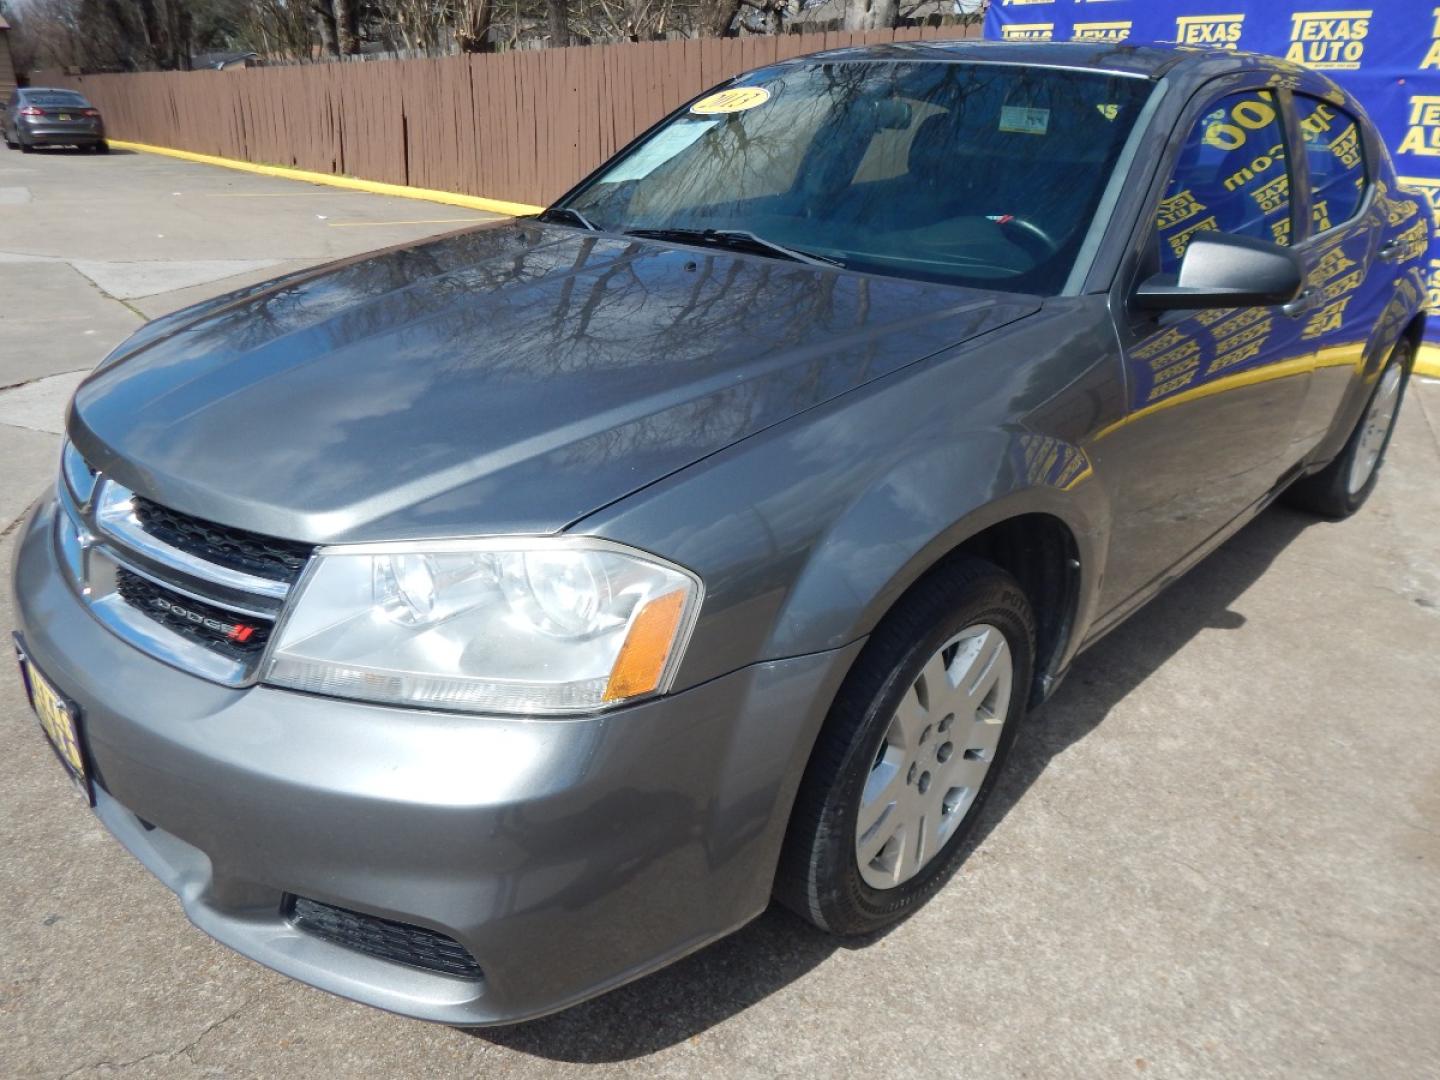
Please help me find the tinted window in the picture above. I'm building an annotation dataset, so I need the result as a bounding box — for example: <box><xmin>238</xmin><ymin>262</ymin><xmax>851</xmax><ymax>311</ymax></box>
<box><xmin>1294</xmin><ymin>93</ymin><xmax>1366</xmax><ymax>233</ymax></box>
<box><xmin>1155</xmin><ymin>90</ymin><xmax>1291</xmax><ymax>274</ymax></box>
<box><xmin>560</xmin><ymin>62</ymin><xmax>1154</xmax><ymax>295</ymax></box>
<box><xmin>27</xmin><ymin>91</ymin><xmax>91</xmax><ymax>108</ymax></box>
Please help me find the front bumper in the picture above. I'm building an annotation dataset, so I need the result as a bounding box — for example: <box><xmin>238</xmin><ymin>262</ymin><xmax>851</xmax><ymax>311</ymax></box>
<box><xmin>11</xmin><ymin>494</ymin><xmax>860</xmax><ymax>1024</ymax></box>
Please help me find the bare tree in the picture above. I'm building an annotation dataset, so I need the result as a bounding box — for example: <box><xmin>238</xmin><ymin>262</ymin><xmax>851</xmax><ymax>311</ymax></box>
<box><xmin>547</xmin><ymin>0</ymin><xmax>570</xmax><ymax>46</ymax></box>
<box><xmin>843</xmin><ymin>0</ymin><xmax>897</xmax><ymax>31</ymax></box>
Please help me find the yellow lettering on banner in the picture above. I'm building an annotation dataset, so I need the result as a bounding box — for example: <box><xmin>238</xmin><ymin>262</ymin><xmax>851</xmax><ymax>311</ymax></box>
<box><xmin>1149</xmin><ymin>360</ymin><xmax>1202</xmax><ymax>400</ymax></box>
<box><xmin>1272</xmin><ymin>218</ymin><xmax>1292</xmax><ymax>244</ymax></box>
<box><xmin>1133</xmin><ymin>326</ymin><xmax>1187</xmax><ymax>362</ymax></box>
<box><xmin>1251</xmin><ymin>174</ymin><xmax>1291</xmax><ymax>214</ymax></box>
<box><xmin>1175</xmin><ymin>14</ymin><xmax>1245</xmax><ymax>48</ymax></box>
<box><xmin>1302</xmin><ymin>296</ymin><xmax>1352</xmax><ymax>339</ymax></box>
<box><xmin>1423</xmin><ymin>8</ymin><xmax>1440</xmax><ymax>68</ymax></box>
<box><xmin>1205</xmin><ymin>97</ymin><xmax>1277</xmax><ymax>150</ymax></box>
<box><xmin>1398</xmin><ymin>175</ymin><xmax>1440</xmax><ymax>228</ymax></box>
<box><xmin>1073</xmin><ymin>21</ymin><xmax>1132</xmax><ymax>42</ymax></box>
<box><xmin>1001</xmin><ymin>23</ymin><xmax>1054</xmax><ymax>40</ymax></box>
<box><xmin>1313</xmin><ymin>199</ymin><xmax>1332</xmax><ymax>231</ymax></box>
<box><xmin>1149</xmin><ymin>339</ymin><xmax>1202</xmax><ymax>378</ymax></box>
<box><xmin>1300</xmin><ymin>102</ymin><xmax>1337</xmax><ymax>138</ymax></box>
<box><xmin>1427</xmin><ymin>258</ymin><xmax>1440</xmax><ymax>312</ymax></box>
<box><xmin>1323</xmin><ymin>268</ymin><xmax>1365</xmax><ymax>300</ymax></box>
<box><xmin>1401</xmin><ymin>95</ymin><xmax>1440</xmax><ymax>156</ymax></box>
<box><xmin>1156</xmin><ymin>189</ymin><xmax>1205</xmax><ymax>230</ymax></box>
<box><xmin>1210</xmin><ymin>337</ymin><xmax>1269</xmax><ymax>375</ymax></box>
<box><xmin>1211</xmin><ymin>306</ymin><xmax>1270</xmax><ymax>340</ymax></box>
<box><xmin>1329</xmin><ymin>123</ymin><xmax>1362</xmax><ymax>168</ymax></box>
<box><xmin>1286</xmin><ymin>10</ymin><xmax>1373</xmax><ymax>70</ymax></box>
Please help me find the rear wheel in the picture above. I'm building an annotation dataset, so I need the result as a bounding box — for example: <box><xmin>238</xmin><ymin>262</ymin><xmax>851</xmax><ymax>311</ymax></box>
<box><xmin>19</xmin><ymin>140</ymin><xmax>33</xmax><ymax>154</ymax></box>
<box><xmin>1285</xmin><ymin>340</ymin><xmax>1410</xmax><ymax>518</ymax></box>
<box><xmin>775</xmin><ymin>557</ymin><xmax>1034</xmax><ymax>935</ymax></box>
<box><xmin>93</xmin><ymin>141</ymin><xmax>110</xmax><ymax>154</ymax></box>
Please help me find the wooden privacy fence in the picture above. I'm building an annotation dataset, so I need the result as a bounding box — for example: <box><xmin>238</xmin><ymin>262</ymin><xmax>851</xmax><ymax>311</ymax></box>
<box><xmin>38</xmin><ymin>24</ymin><xmax>978</xmax><ymax>208</ymax></box>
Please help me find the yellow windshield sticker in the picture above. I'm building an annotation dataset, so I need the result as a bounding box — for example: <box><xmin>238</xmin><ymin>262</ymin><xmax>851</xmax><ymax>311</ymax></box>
<box><xmin>691</xmin><ymin>87</ymin><xmax>771</xmax><ymax>115</ymax></box>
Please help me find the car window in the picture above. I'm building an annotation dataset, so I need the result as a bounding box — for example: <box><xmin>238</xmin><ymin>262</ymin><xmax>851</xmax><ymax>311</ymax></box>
<box><xmin>560</xmin><ymin>62</ymin><xmax>1155</xmax><ymax>295</ymax></box>
<box><xmin>1293</xmin><ymin>93</ymin><xmax>1366</xmax><ymax>234</ymax></box>
<box><xmin>1154</xmin><ymin>90</ymin><xmax>1291</xmax><ymax>275</ymax></box>
<box><xmin>27</xmin><ymin>92</ymin><xmax>91</xmax><ymax>108</ymax></box>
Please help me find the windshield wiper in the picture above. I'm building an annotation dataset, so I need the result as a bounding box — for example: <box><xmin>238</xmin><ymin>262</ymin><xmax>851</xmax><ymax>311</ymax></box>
<box><xmin>539</xmin><ymin>206</ymin><xmax>598</xmax><ymax>231</ymax></box>
<box><xmin>623</xmin><ymin>227</ymin><xmax>842</xmax><ymax>268</ymax></box>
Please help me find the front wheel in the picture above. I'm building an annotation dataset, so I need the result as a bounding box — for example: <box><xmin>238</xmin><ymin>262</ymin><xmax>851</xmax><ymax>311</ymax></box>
<box><xmin>1285</xmin><ymin>340</ymin><xmax>1410</xmax><ymax>518</ymax></box>
<box><xmin>775</xmin><ymin>557</ymin><xmax>1034</xmax><ymax>936</ymax></box>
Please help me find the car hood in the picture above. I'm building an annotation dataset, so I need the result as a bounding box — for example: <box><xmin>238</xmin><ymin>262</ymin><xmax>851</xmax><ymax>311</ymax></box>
<box><xmin>69</xmin><ymin>222</ymin><xmax>1038</xmax><ymax>543</ymax></box>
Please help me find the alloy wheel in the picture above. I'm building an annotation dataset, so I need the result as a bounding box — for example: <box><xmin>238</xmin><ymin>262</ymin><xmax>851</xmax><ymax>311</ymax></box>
<box><xmin>855</xmin><ymin>623</ymin><xmax>1013</xmax><ymax>890</ymax></box>
<box><xmin>1347</xmin><ymin>363</ymin><xmax>1404</xmax><ymax>495</ymax></box>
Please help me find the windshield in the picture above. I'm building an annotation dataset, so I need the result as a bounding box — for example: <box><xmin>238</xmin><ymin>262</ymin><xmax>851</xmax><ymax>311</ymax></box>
<box><xmin>557</xmin><ymin>61</ymin><xmax>1154</xmax><ymax>294</ymax></box>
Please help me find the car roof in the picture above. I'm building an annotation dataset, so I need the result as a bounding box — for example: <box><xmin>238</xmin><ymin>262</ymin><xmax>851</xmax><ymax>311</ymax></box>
<box><xmin>792</xmin><ymin>39</ymin><xmax>1300</xmax><ymax>84</ymax></box>
<box><xmin>20</xmin><ymin>87</ymin><xmax>90</xmax><ymax>96</ymax></box>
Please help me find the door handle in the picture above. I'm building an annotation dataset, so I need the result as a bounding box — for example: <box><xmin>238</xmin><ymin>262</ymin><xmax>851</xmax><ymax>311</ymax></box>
<box><xmin>1282</xmin><ymin>289</ymin><xmax>1318</xmax><ymax>318</ymax></box>
<box><xmin>1378</xmin><ymin>239</ymin><xmax>1405</xmax><ymax>263</ymax></box>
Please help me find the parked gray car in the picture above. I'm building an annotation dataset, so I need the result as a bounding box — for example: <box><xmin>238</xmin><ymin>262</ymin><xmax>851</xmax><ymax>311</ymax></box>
<box><xmin>11</xmin><ymin>41</ymin><xmax>1429</xmax><ymax>1025</ymax></box>
<box><xmin>2</xmin><ymin>87</ymin><xmax>109</xmax><ymax>152</ymax></box>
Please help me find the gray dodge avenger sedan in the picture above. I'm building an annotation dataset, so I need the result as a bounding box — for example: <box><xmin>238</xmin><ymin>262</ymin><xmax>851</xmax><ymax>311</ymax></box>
<box><xmin>11</xmin><ymin>41</ymin><xmax>1429</xmax><ymax>1024</ymax></box>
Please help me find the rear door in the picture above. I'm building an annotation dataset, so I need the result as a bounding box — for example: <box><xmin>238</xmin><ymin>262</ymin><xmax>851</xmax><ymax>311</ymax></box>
<box><xmin>1284</xmin><ymin>85</ymin><xmax>1398</xmax><ymax>456</ymax></box>
<box><xmin>1097</xmin><ymin>79</ymin><xmax>1312</xmax><ymax>618</ymax></box>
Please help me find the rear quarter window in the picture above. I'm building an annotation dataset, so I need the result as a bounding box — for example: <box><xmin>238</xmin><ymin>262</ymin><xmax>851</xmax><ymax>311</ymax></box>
<box><xmin>1294</xmin><ymin>94</ymin><xmax>1367</xmax><ymax>233</ymax></box>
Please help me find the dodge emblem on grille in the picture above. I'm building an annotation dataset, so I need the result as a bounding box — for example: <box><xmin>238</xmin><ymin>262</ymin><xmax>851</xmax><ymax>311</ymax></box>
<box><xmin>147</xmin><ymin>594</ymin><xmax>257</xmax><ymax>642</ymax></box>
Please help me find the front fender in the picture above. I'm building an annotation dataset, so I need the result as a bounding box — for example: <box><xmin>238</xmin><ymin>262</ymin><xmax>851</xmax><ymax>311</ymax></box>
<box><xmin>581</xmin><ymin>299</ymin><xmax>1124</xmax><ymax>693</ymax></box>
<box><xmin>769</xmin><ymin>430</ymin><xmax>1109</xmax><ymax>666</ymax></box>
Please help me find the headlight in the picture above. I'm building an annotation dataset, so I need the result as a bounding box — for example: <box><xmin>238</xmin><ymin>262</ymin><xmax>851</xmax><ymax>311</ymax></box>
<box><xmin>263</xmin><ymin>538</ymin><xmax>702</xmax><ymax>715</ymax></box>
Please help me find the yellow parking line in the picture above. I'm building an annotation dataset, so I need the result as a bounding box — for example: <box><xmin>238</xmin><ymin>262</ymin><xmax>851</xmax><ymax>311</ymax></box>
<box><xmin>1416</xmin><ymin>343</ymin><xmax>1440</xmax><ymax>379</ymax></box>
<box><xmin>109</xmin><ymin>139</ymin><xmax>544</xmax><ymax>217</ymax></box>
<box><xmin>326</xmin><ymin>218</ymin><xmax>486</xmax><ymax>228</ymax></box>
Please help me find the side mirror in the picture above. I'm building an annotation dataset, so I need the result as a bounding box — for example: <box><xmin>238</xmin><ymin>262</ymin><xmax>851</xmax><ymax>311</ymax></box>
<box><xmin>1133</xmin><ymin>232</ymin><xmax>1303</xmax><ymax>311</ymax></box>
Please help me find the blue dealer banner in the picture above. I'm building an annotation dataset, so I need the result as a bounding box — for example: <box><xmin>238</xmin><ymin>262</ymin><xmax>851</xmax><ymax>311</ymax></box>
<box><xmin>984</xmin><ymin>0</ymin><xmax>1440</xmax><ymax>365</ymax></box>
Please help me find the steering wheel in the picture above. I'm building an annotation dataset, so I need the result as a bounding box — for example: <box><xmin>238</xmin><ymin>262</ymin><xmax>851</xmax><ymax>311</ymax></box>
<box><xmin>996</xmin><ymin>216</ymin><xmax>1061</xmax><ymax>262</ymax></box>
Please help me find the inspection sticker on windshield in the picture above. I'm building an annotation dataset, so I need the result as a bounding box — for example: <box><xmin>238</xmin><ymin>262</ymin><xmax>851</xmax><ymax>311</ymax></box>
<box><xmin>999</xmin><ymin>105</ymin><xmax>1050</xmax><ymax>135</ymax></box>
<box><xmin>691</xmin><ymin>87</ymin><xmax>770</xmax><ymax>115</ymax></box>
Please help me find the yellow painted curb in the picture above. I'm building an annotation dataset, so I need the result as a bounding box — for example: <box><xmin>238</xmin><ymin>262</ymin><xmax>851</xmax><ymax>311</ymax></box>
<box><xmin>109</xmin><ymin>140</ymin><xmax>545</xmax><ymax>218</ymax></box>
<box><xmin>1416</xmin><ymin>343</ymin><xmax>1440</xmax><ymax>379</ymax></box>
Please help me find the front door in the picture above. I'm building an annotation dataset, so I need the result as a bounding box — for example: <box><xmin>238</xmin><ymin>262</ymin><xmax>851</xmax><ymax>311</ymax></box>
<box><xmin>1097</xmin><ymin>84</ymin><xmax>1312</xmax><ymax>620</ymax></box>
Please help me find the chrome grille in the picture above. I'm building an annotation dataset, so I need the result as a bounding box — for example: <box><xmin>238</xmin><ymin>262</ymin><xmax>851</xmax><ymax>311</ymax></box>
<box><xmin>56</xmin><ymin>443</ymin><xmax>312</xmax><ymax>686</ymax></box>
<box><xmin>131</xmin><ymin>497</ymin><xmax>311</xmax><ymax>584</ymax></box>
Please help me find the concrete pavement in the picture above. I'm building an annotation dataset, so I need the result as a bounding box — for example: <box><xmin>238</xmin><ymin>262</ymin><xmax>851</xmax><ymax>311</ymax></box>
<box><xmin>2</xmin><ymin>148</ymin><xmax>1439</xmax><ymax>1080</ymax></box>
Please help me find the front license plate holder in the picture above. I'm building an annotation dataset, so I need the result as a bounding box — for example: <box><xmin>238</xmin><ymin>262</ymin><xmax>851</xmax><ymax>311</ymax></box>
<box><xmin>13</xmin><ymin>634</ymin><xmax>93</xmax><ymax>806</ymax></box>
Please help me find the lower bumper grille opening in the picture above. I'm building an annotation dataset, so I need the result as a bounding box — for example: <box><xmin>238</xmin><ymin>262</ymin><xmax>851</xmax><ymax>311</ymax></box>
<box><xmin>288</xmin><ymin>896</ymin><xmax>483</xmax><ymax>981</ymax></box>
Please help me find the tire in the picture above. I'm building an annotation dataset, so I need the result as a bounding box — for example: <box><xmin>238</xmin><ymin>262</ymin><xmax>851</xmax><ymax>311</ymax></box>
<box><xmin>94</xmin><ymin>141</ymin><xmax>110</xmax><ymax>154</ymax></box>
<box><xmin>19</xmin><ymin>141</ymin><xmax>33</xmax><ymax>154</ymax></box>
<box><xmin>775</xmin><ymin>556</ymin><xmax>1035</xmax><ymax>936</ymax></box>
<box><xmin>1285</xmin><ymin>339</ymin><xmax>1411</xmax><ymax>519</ymax></box>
